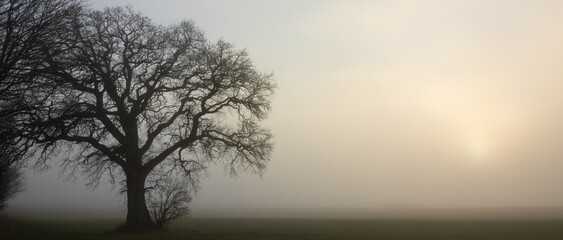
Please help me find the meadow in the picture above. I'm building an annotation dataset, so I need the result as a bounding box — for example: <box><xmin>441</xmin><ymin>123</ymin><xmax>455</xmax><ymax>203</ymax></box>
<box><xmin>3</xmin><ymin>217</ymin><xmax>563</xmax><ymax>240</ymax></box>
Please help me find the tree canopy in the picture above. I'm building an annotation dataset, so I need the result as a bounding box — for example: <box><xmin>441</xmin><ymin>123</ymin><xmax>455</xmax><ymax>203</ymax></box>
<box><xmin>2</xmin><ymin>4</ymin><xmax>275</xmax><ymax>228</ymax></box>
<box><xmin>0</xmin><ymin>0</ymin><xmax>83</xmax><ymax>211</ymax></box>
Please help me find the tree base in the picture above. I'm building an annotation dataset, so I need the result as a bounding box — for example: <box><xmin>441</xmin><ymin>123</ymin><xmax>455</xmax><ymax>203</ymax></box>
<box><xmin>107</xmin><ymin>223</ymin><xmax>165</xmax><ymax>234</ymax></box>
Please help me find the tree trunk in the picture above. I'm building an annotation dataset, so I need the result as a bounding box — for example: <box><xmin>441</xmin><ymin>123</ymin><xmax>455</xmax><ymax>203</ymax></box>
<box><xmin>124</xmin><ymin>169</ymin><xmax>154</xmax><ymax>229</ymax></box>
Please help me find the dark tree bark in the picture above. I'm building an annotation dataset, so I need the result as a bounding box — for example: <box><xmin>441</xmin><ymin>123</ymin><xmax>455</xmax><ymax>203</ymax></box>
<box><xmin>125</xmin><ymin>168</ymin><xmax>153</xmax><ymax>227</ymax></box>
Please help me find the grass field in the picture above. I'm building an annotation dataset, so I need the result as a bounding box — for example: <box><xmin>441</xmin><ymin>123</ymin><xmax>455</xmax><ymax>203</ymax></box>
<box><xmin>4</xmin><ymin>218</ymin><xmax>563</xmax><ymax>240</ymax></box>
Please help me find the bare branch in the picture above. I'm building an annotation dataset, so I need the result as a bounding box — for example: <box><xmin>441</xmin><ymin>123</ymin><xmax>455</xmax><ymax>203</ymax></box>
<box><xmin>2</xmin><ymin>5</ymin><xmax>275</xmax><ymax>228</ymax></box>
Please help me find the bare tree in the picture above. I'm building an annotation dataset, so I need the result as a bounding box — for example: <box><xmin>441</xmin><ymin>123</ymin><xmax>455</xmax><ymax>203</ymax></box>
<box><xmin>147</xmin><ymin>171</ymin><xmax>193</xmax><ymax>229</ymax></box>
<box><xmin>0</xmin><ymin>0</ymin><xmax>83</xmax><ymax>209</ymax></box>
<box><xmin>17</xmin><ymin>6</ymin><xmax>274</xmax><ymax>229</ymax></box>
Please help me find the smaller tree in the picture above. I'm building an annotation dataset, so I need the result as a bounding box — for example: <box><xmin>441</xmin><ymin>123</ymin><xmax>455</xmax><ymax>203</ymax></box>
<box><xmin>147</xmin><ymin>172</ymin><xmax>194</xmax><ymax>229</ymax></box>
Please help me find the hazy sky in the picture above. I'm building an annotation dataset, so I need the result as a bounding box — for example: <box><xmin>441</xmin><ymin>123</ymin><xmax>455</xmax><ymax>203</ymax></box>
<box><xmin>9</xmin><ymin>0</ymin><xmax>563</xmax><ymax>218</ymax></box>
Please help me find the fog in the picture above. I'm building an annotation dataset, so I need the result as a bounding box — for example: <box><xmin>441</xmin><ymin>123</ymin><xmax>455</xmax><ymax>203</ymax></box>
<box><xmin>8</xmin><ymin>0</ymin><xmax>563</xmax><ymax>219</ymax></box>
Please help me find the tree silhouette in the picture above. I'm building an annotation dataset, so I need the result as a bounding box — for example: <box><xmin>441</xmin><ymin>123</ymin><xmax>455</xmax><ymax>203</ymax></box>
<box><xmin>0</xmin><ymin>0</ymin><xmax>83</xmax><ymax>209</ymax></box>
<box><xmin>18</xmin><ymin>7</ymin><xmax>274</xmax><ymax>228</ymax></box>
<box><xmin>0</xmin><ymin>160</ymin><xmax>22</xmax><ymax>211</ymax></box>
<box><xmin>147</xmin><ymin>172</ymin><xmax>192</xmax><ymax>229</ymax></box>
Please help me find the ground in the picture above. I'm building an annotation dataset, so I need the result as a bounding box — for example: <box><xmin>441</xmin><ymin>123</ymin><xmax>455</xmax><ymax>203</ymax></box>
<box><xmin>3</xmin><ymin>217</ymin><xmax>563</xmax><ymax>240</ymax></box>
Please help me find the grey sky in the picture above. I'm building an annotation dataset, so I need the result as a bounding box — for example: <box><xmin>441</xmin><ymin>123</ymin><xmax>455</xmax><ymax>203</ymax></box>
<box><xmin>9</xmin><ymin>0</ymin><xmax>563</xmax><ymax>218</ymax></box>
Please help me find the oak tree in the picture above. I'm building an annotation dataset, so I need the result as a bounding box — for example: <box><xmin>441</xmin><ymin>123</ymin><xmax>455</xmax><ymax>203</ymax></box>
<box><xmin>21</xmin><ymin>7</ymin><xmax>274</xmax><ymax>228</ymax></box>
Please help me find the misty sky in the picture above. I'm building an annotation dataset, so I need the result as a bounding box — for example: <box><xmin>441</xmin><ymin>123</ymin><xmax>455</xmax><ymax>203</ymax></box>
<box><xmin>9</xmin><ymin>0</ymin><xmax>563</xmax><ymax>218</ymax></box>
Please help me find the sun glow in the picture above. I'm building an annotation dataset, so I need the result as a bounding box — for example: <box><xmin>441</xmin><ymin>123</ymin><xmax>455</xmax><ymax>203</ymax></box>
<box><xmin>459</xmin><ymin>121</ymin><xmax>504</xmax><ymax>165</ymax></box>
<box><xmin>466</xmin><ymin>136</ymin><xmax>491</xmax><ymax>163</ymax></box>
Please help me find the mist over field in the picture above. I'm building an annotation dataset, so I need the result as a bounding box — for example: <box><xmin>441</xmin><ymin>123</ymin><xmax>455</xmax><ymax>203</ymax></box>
<box><xmin>8</xmin><ymin>0</ymin><xmax>563</xmax><ymax>221</ymax></box>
